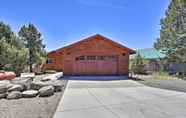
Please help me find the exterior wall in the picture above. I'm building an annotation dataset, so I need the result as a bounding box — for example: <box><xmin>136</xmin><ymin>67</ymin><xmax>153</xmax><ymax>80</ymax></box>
<box><xmin>145</xmin><ymin>60</ymin><xmax>161</xmax><ymax>72</ymax></box>
<box><xmin>42</xmin><ymin>36</ymin><xmax>132</xmax><ymax>75</ymax></box>
<box><xmin>118</xmin><ymin>53</ymin><xmax>129</xmax><ymax>75</ymax></box>
<box><xmin>42</xmin><ymin>52</ymin><xmax>64</xmax><ymax>71</ymax></box>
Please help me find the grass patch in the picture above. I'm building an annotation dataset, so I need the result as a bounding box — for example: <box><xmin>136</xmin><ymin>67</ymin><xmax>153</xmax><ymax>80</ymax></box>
<box><xmin>152</xmin><ymin>72</ymin><xmax>178</xmax><ymax>80</ymax></box>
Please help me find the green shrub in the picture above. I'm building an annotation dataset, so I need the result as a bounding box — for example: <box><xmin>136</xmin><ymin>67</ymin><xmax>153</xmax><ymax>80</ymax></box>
<box><xmin>130</xmin><ymin>54</ymin><xmax>147</xmax><ymax>74</ymax></box>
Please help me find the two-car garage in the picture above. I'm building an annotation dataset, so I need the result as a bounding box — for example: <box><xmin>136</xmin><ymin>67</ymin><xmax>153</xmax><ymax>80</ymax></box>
<box><xmin>42</xmin><ymin>34</ymin><xmax>135</xmax><ymax>76</ymax></box>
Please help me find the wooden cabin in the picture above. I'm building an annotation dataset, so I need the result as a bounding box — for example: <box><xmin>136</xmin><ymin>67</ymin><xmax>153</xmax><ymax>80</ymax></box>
<box><xmin>42</xmin><ymin>34</ymin><xmax>135</xmax><ymax>76</ymax></box>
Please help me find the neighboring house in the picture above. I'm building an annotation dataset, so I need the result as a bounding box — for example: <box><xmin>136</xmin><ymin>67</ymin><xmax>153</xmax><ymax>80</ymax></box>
<box><xmin>168</xmin><ymin>63</ymin><xmax>186</xmax><ymax>76</ymax></box>
<box><xmin>42</xmin><ymin>34</ymin><xmax>135</xmax><ymax>76</ymax></box>
<box><xmin>131</xmin><ymin>48</ymin><xmax>166</xmax><ymax>73</ymax></box>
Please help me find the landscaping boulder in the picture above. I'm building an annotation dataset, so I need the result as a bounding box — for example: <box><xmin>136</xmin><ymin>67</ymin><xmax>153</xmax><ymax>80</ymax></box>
<box><xmin>30</xmin><ymin>81</ymin><xmax>48</xmax><ymax>90</ymax></box>
<box><xmin>7</xmin><ymin>91</ymin><xmax>22</xmax><ymax>99</ymax></box>
<box><xmin>41</xmin><ymin>76</ymin><xmax>57</xmax><ymax>82</ymax></box>
<box><xmin>39</xmin><ymin>86</ymin><xmax>54</xmax><ymax>97</ymax></box>
<box><xmin>6</xmin><ymin>83</ymin><xmax>14</xmax><ymax>89</ymax></box>
<box><xmin>0</xmin><ymin>84</ymin><xmax>7</xmax><ymax>94</ymax></box>
<box><xmin>0</xmin><ymin>93</ymin><xmax>7</xmax><ymax>99</ymax></box>
<box><xmin>53</xmin><ymin>72</ymin><xmax>63</xmax><ymax>79</ymax></box>
<box><xmin>20</xmin><ymin>73</ymin><xmax>35</xmax><ymax>78</ymax></box>
<box><xmin>41</xmin><ymin>72</ymin><xmax>63</xmax><ymax>82</ymax></box>
<box><xmin>0</xmin><ymin>80</ymin><xmax>10</xmax><ymax>85</ymax></box>
<box><xmin>8</xmin><ymin>84</ymin><xmax>24</xmax><ymax>92</ymax></box>
<box><xmin>48</xmin><ymin>80</ymin><xmax>64</xmax><ymax>92</ymax></box>
<box><xmin>22</xmin><ymin>90</ymin><xmax>38</xmax><ymax>98</ymax></box>
<box><xmin>11</xmin><ymin>77</ymin><xmax>33</xmax><ymax>90</ymax></box>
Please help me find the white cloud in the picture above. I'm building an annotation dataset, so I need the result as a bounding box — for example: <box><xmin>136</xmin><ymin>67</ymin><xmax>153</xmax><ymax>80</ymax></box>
<box><xmin>76</xmin><ymin>0</ymin><xmax>126</xmax><ymax>9</ymax></box>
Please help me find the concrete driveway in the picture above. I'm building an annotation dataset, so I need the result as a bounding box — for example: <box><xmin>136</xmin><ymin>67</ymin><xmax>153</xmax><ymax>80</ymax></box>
<box><xmin>53</xmin><ymin>80</ymin><xmax>186</xmax><ymax>118</ymax></box>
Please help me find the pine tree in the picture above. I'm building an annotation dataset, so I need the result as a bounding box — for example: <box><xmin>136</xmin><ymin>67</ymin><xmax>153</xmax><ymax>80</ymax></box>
<box><xmin>154</xmin><ymin>0</ymin><xmax>186</xmax><ymax>63</ymax></box>
<box><xmin>18</xmin><ymin>24</ymin><xmax>46</xmax><ymax>72</ymax></box>
<box><xmin>0</xmin><ymin>21</ymin><xmax>28</xmax><ymax>74</ymax></box>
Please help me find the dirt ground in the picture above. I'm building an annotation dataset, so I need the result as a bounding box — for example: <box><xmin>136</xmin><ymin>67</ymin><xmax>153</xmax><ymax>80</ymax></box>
<box><xmin>133</xmin><ymin>75</ymin><xmax>186</xmax><ymax>93</ymax></box>
<box><xmin>0</xmin><ymin>78</ymin><xmax>68</xmax><ymax>118</ymax></box>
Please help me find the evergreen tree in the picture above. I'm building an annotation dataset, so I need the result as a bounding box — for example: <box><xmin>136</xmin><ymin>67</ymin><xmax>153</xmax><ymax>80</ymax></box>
<box><xmin>0</xmin><ymin>21</ymin><xmax>46</xmax><ymax>74</ymax></box>
<box><xmin>154</xmin><ymin>0</ymin><xmax>186</xmax><ymax>63</ymax></box>
<box><xmin>0</xmin><ymin>22</ymin><xmax>13</xmax><ymax>41</ymax></box>
<box><xmin>130</xmin><ymin>54</ymin><xmax>146</xmax><ymax>74</ymax></box>
<box><xmin>18</xmin><ymin>24</ymin><xmax>46</xmax><ymax>72</ymax></box>
<box><xmin>0</xmin><ymin>21</ymin><xmax>28</xmax><ymax>74</ymax></box>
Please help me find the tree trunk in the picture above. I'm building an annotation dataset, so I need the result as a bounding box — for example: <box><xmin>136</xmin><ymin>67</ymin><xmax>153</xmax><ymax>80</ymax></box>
<box><xmin>29</xmin><ymin>49</ymin><xmax>33</xmax><ymax>72</ymax></box>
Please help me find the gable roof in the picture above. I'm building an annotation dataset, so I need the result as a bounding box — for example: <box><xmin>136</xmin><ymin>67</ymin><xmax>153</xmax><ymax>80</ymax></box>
<box><xmin>50</xmin><ymin>34</ymin><xmax>135</xmax><ymax>54</ymax></box>
<box><xmin>132</xmin><ymin>48</ymin><xmax>166</xmax><ymax>59</ymax></box>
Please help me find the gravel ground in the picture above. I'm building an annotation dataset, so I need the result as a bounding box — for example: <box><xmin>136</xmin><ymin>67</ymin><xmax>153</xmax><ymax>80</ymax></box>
<box><xmin>133</xmin><ymin>75</ymin><xmax>186</xmax><ymax>93</ymax></box>
<box><xmin>0</xmin><ymin>75</ymin><xmax>68</xmax><ymax>118</ymax></box>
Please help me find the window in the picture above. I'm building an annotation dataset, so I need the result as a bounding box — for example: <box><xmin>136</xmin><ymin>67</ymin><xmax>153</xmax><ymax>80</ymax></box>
<box><xmin>76</xmin><ymin>56</ymin><xmax>85</xmax><ymax>61</ymax></box>
<box><xmin>107</xmin><ymin>56</ymin><xmax>117</xmax><ymax>60</ymax></box>
<box><xmin>87</xmin><ymin>56</ymin><xmax>96</xmax><ymax>60</ymax></box>
<box><xmin>97</xmin><ymin>56</ymin><xmax>106</xmax><ymax>60</ymax></box>
<box><xmin>46</xmin><ymin>59</ymin><xmax>53</xmax><ymax>64</ymax></box>
<box><xmin>76</xmin><ymin>55</ymin><xmax>117</xmax><ymax>61</ymax></box>
<box><xmin>79</xmin><ymin>56</ymin><xmax>85</xmax><ymax>60</ymax></box>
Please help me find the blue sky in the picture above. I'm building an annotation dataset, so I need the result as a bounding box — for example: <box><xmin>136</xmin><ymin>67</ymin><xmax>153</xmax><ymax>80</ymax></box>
<box><xmin>0</xmin><ymin>0</ymin><xmax>170</xmax><ymax>51</ymax></box>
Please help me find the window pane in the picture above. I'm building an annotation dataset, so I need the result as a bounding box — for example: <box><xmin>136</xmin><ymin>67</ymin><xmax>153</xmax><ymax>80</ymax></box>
<box><xmin>46</xmin><ymin>59</ymin><xmax>52</xmax><ymax>64</ymax></box>
<box><xmin>87</xmin><ymin>56</ymin><xmax>96</xmax><ymax>60</ymax></box>
<box><xmin>97</xmin><ymin>56</ymin><xmax>106</xmax><ymax>60</ymax></box>
<box><xmin>76</xmin><ymin>55</ymin><xmax>117</xmax><ymax>61</ymax></box>
<box><xmin>77</xmin><ymin>56</ymin><xmax>85</xmax><ymax>60</ymax></box>
<box><xmin>107</xmin><ymin>56</ymin><xmax>117</xmax><ymax>60</ymax></box>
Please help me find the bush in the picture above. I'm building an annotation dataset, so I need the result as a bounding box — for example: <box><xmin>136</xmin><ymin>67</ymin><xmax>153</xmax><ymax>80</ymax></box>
<box><xmin>130</xmin><ymin>54</ymin><xmax>147</xmax><ymax>74</ymax></box>
<box><xmin>0</xmin><ymin>39</ymin><xmax>28</xmax><ymax>75</ymax></box>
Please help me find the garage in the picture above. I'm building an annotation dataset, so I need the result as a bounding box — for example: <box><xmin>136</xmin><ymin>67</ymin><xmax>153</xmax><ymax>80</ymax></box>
<box><xmin>42</xmin><ymin>34</ymin><xmax>135</xmax><ymax>76</ymax></box>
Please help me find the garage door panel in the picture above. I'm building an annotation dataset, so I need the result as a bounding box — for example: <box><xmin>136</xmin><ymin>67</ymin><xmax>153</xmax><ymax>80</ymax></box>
<box><xmin>73</xmin><ymin>55</ymin><xmax>118</xmax><ymax>75</ymax></box>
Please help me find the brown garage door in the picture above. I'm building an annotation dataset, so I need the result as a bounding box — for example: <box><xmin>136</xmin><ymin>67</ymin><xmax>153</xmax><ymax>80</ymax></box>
<box><xmin>73</xmin><ymin>55</ymin><xmax>118</xmax><ymax>75</ymax></box>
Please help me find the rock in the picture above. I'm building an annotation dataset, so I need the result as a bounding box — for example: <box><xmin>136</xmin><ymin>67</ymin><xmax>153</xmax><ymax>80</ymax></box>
<box><xmin>30</xmin><ymin>81</ymin><xmax>48</xmax><ymax>90</ymax></box>
<box><xmin>49</xmin><ymin>81</ymin><xmax>64</xmax><ymax>92</ymax></box>
<box><xmin>41</xmin><ymin>76</ymin><xmax>57</xmax><ymax>82</ymax></box>
<box><xmin>53</xmin><ymin>72</ymin><xmax>63</xmax><ymax>79</ymax></box>
<box><xmin>0</xmin><ymin>80</ymin><xmax>10</xmax><ymax>85</ymax></box>
<box><xmin>20</xmin><ymin>73</ymin><xmax>35</xmax><ymax>78</ymax></box>
<box><xmin>0</xmin><ymin>93</ymin><xmax>7</xmax><ymax>99</ymax></box>
<box><xmin>8</xmin><ymin>84</ymin><xmax>24</xmax><ymax>92</ymax></box>
<box><xmin>0</xmin><ymin>84</ymin><xmax>7</xmax><ymax>94</ymax></box>
<box><xmin>22</xmin><ymin>90</ymin><xmax>38</xmax><ymax>98</ymax></box>
<box><xmin>6</xmin><ymin>83</ymin><xmax>15</xmax><ymax>89</ymax></box>
<box><xmin>41</xmin><ymin>72</ymin><xmax>63</xmax><ymax>82</ymax></box>
<box><xmin>7</xmin><ymin>91</ymin><xmax>22</xmax><ymax>99</ymax></box>
<box><xmin>31</xmin><ymin>79</ymin><xmax>64</xmax><ymax>92</ymax></box>
<box><xmin>39</xmin><ymin>86</ymin><xmax>54</xmax><ymax>97</ymax></box>
<box><xmin>11</xmin><ymin>77</ymin><xmax>33</xmax><ymax>90</ymax></box>
<box><xmin>38</xmin><ymin>80</ymin><xmax>64</xmax><ymax>92</ymax></box>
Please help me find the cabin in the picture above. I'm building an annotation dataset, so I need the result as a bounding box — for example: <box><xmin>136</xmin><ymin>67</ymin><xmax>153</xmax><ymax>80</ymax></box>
<box><xmin>42</xmin><ymin>34</ymin><xmax>135</xmax><ymax>76</ymax></box>
<box><xmin>130</xmin><ymin>48</ymin><xmax>166</xmax><ymax>74</ymax></box>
